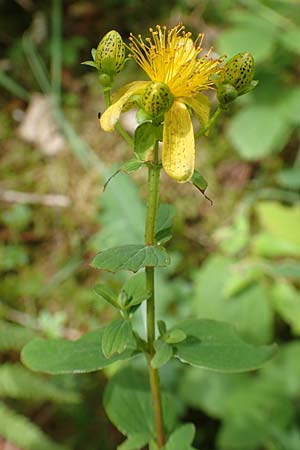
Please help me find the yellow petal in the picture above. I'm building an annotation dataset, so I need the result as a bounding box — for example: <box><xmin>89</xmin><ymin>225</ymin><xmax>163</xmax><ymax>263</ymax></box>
<box><xmin>181</xmin><ymin>93</ymin><xmax>210</xmax><ymax>131</ymax></box>
<box><xmin>162</xmin><ymin>101</ymin><xmax>195</xmax><ymax>182</ymax></box>
<box><xmin>100</xmin><ymin>81</ymin><xmax>149</xmax><ymax>131</ymax></box>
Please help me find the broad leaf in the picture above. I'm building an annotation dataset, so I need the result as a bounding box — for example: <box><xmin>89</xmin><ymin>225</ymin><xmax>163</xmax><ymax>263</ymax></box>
<box><xmin>173</xmin><ymin>319</ymin><xmax>277</xmax><ymax>372</ymax></box>
<box><xmin>228</xmin><ymin>105</ymin><xmax>291</xmax><ymax>160</ymax></box>
<box><xmin>118</xmin><ymin>433</ymin><xmax>149</xmax><ymax>450</ymax></box>
<box><xmin>21</xmin><ymin>328</ymin><xmax>136</xmax><ymax>374</ymax></box>
<box><xmin>104</xmin><ymin>367</ymin><xmax>179</xmax><ymax>439</ymax></box>
<box><xmin>165</xmin><ymin>424</ymin><xmax>195</xmax><ymax>450</ymax></box>
<box><xmin>271</xmin><ymin>281</ymin><xmax>300</xmax><ymax>335</ymax></box>
<box><xmin>91</xmin><ymin>244</ymin><xmax>170</xmax><ymax>272</ymax></box>
<box><xmin>102</xmin><ymin>319</ymin><xmax>134</xmax><ymax>358</ymax></box>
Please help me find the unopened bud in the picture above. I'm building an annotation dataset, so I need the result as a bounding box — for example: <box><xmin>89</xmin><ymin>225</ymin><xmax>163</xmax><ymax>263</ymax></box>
<box><xmin>222</xmin><ymin>52</ymin><xmax>254</xmax><ymax>94</ymax></box>
<box><xmin>141</xmin><ymin>82</ymin><xmax>174</xmax><ymax>118</ymax></box>
<box><xmin>217</xmin><ymin>83</ymin><xmax>238</xmax><ymax>106</ymax></box>
<box><xmin>95</xmin><ymin>30</ymin><xmax>125</xmax><ymax>75</ymax></box>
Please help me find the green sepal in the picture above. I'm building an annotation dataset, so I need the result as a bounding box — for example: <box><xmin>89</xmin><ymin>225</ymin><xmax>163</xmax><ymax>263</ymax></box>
<box><xmin>81</xmin><ymin>60</ymin><xmax>98</xmax><ymax>68</ymax></box>
<box><xmin>91</xmin><ymin>48</ymin><xmax>96</xmax><ymax>60</ymax></box>
<box><xmin>103</xmin><ymin>159</ymin><xmax>144</xmax><ymax>191</ymax></box>
<box><xmin>94</xmin><ymin>284</ymin><xmax>120</xmax><ymax>309</ymax></box>
<box><xmin>190</xmin><ymin>171</ymin><xmax>212</xmax><ymax>204</ymax></box>
<box><xmin>134</xmin><ymin>122</ymin><xmax>157</xmax><ymax>159</ymax></box>
<box><xmin>102</xmin><ymin>319</ymin><xmax>134</xmax><ymax>358</ymax></box>
<box><xmin>151</xmin><ymin>339</ymin><xmax>173</xmax><ymax>369</ymax></box>
<box><xmin>91</xmin><ymin>244</ymin><xmax>170</xmax><ymax>273</ymax></box>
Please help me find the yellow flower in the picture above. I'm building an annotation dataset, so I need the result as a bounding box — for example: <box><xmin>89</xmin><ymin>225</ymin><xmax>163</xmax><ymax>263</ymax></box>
<box><xmin>100</xmin><ymin>24</ymin><xmax>221</xmax><ymax>182</ymax></box>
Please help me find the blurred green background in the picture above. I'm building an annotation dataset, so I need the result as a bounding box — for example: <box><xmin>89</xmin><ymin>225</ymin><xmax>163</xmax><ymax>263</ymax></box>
<box><xmin>1</xmin><ymin>0</ymin><xmax>300</xmax><ymax>449</ymax></box>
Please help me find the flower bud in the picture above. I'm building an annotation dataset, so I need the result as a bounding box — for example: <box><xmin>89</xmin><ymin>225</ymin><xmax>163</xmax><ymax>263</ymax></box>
<box><xmin>222</xmin><ymin>52</ymin><xmax>254</xmax><ymax>94</ymax></box>
<box><xmin>141</xmin><ymin>82</ymin><xmax>174</xmax><ymax>118</ymax></box>
<box><xmin>217</xmin><ymin>83</ymin><xmax>238</xmax><ymax>107</ymax></box>
<box><xmin>95</xmin><ymin>30</ymin><xmax>125</xmax><ymax>75</ymax></box>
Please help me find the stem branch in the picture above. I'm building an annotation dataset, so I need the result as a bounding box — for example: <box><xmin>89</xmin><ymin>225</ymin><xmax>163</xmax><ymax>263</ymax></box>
<box><xmin>145</xmin><ymin>141</ymin><xmax>165</xmax><ymax>448</ymax></box>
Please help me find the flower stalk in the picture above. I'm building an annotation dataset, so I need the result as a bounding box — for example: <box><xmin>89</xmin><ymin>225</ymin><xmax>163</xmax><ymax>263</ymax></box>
<box><xmin>145</xmin><ymin>141</ymin><xmax>165</xmax><ymax>447</ymax></box>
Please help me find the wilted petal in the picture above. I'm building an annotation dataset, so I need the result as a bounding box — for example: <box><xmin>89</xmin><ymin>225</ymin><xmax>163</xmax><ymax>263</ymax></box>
<box><xmin>100</xmin><ymin>81</ymin><xmax>149</xmax><ymax>131</ymax></box>
<box><xmin>162</xmin><ymin>101</ymin><xmax>194</xmax><ymax>182</ymax></box>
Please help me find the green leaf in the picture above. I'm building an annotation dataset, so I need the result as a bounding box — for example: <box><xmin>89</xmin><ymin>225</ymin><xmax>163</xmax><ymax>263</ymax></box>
<box><xmin>228</xmin><ymin>105</ymin><xmax>291</xmax><ymax>160</ymax></box>
<box><xmin>255</xmin><ymin>201</ymin><xmax>300</xmax><ymax>247</ymax></box>
<box><xmin>91</xmin><ymin>244</ymin><xmax>170</xmax><ymax>273</ymax></box>
<box><xmin>280</xmin><ymin>29</ymin><xmax>300</xmax><ymax>55</ymax></box>
<box><xmin>155</xmin><ymin>204</ymin><xmax>175</xmax><ymax>244</ymax></box>
<box><xmin>21</xmin><ymin>328</ymin><xmax>136</xmax><ymax>374</ymax></box>
<box><xmin>134</xmin><ymin>122</ymin><xmax>156</xmax><ymax>158</ymax></box>
<box><xmin>0</xmin><ymin>363</ymin><xmax>79</xmax><ymax>403</ymax></box>
<box><xmin>102</xmin><ymin>319</ymin><xmax>134</xmax><ymax>358</ymax></box>
<box><xmin>0</xmin><ymin>320</ymin><xmax>35</xmax><ymax>352</ymax></box>
<box><xmin>118</xmin><ymin>433</ymin><xmax>149</xmax><ymax>450</ymax></box>
<box><xmin>179</xmin><ymin>367</ymin><xmax>246</xmax><ymax>418</ymax></box>
<box><xmin>267</xmin><ymin>260</ymin><xmax>300</xmax><ymax>281</ymax></box>
<box><xmin>0</xmin><ymin>402</ymin><xmax>68</xmax><ymax>450</ymax></box>
<box><xmin>103</xmin><ymin>159</ymin><xmax>144</xmax><ymax>191</ymax></box>
<box><xmin>216</xmin><ymin>26</ymin><xmax>275</xmax><ymax>63</ymax></box>
<box><xmin>192</xmin><ymin>256</ymin><xmax>274</xmax><ymax>345</ymax></box>
<box><xmin>271</xmin><ymin>281</ymin><xmax>300</xmax><ymax>335</ymax></box>
<box><xmin>252</xmin><ymin>232</ymin><xmax>300</xmax><ymax>258</ymax></box>
<box><xmin>277</xmin><ymin>167</ymin><xmax>300</xmax><ymax>189</ymax></box>
<box><xmin>190</xmin><ymin>171</ymin><xmax>211</xmax><ymax>202</ymax></box>
<box><xmin>88</xmin><ymin>173</ymin><xmax>145</xmax><ymax>250</ymax></box>
<box><xmin>164</xmin><ymin>329</ymin><xmax>186</xmax><ymax>344</ymax></box>
<box><xmin>122</xmin><ymin>272</ymin><xmax>150</xmax><ymax>308</ymax></box>
<box><xmin>151</xmin><ymin>339</ymin><xmax>173</xmax><ymax>369</ymax></box>
<box><xmin>104</xmin><ymin>367</ymin><xmax>179</xmax><ymax>439</ymax></box>
<box><xmin>173</xmin><ymin>319</ymin><xmax>277</xmax><ymax>372</ymax></box>
<box><xmin>94</xmin><ymin>284</ymin><xmax>119</xmax><ymax>309</ymax></box>
<box><xmin>165</xmin><ymin>424</ymin><xmax>195</xmax><ymax>450</ymax></box>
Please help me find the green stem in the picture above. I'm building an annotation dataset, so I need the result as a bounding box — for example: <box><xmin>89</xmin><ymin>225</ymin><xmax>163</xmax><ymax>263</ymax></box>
<box><xmin>195</xmin><ymin>105</ymin><xmax>223</xmax><ymax>139</ymax></box>
<box><xmin>145</xmin><ymin>141</ymin><xmax>165</xmax><ymax>448</ymax></box>
<box><xmin>103</xmin><ymin>90</ymin><xmax>134</xmax><ymax>146</ymax></box>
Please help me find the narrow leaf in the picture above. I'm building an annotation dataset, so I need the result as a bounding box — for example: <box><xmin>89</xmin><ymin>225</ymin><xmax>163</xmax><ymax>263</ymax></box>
<box><xmin>151</xmin><ymin>339</ymin><xmax>173</xmax><ymax>369</ymax></box>
<box><xmin>165</xmin><ymin>329</ymin><xmax>186</xmax><ymax>344</ymax></box>
<box><xmin>155</xmin><ymin>204</ymin><xmax>175</xmax><ymax>244</ymax></box>
<box><xmin>94</xmin><ymin>284</ymin><xmax>119</xmax><ymax>309</ymax></box>
<box><xmin>191</xmin><ymin>171</ymin><xmax>212</xmax><ymax>204</ymax></box>
<box><xmin>122</xmin><ymin>272</ymin><xmax>150</xmax><ymax>308</ymax></box>
<box><xmin>91</xmin><ymin>244</ymin><xmax>170</xmax><ymax>273</ymax></box>
<box><xmin>134</xmin><ymin>122</ymin><xmax>156</xmax><ymax>157</ymax></box>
